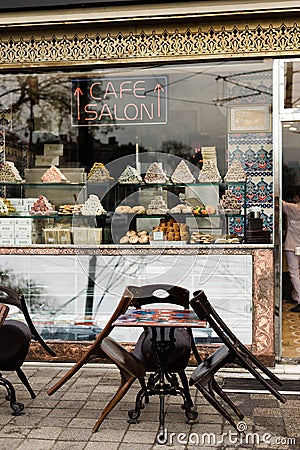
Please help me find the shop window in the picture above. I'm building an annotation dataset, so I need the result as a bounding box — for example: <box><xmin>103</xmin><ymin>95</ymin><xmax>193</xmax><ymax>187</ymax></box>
<box><xmin>0</xmin><ymin>60</ymin><xmax>273</xmax><ymax>247</ymax></box>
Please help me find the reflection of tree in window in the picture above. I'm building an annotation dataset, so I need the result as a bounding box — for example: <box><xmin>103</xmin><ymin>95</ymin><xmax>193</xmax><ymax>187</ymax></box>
<box><xmin>0</xmin><ymin>268</ymin><xmax>49</xmax><ymax>313</ymax></box>
<box><xmin>0</xmin><ymin>74</ymin><xmax>125</xmax><ymax>169</ymax></box>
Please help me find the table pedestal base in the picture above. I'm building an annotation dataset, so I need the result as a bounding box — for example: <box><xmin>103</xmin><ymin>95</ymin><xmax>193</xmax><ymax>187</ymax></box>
<box><xmin>128</xmin><ymin>369</ymin><xmax>198</xmax><ymax>433</ymax></box>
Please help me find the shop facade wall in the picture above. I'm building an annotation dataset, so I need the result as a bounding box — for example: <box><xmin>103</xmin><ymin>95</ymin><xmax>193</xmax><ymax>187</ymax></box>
<box><xmin>0</xmin><ymin>4</ymin><xmax>295</xmax><ymax>363</ymax></box>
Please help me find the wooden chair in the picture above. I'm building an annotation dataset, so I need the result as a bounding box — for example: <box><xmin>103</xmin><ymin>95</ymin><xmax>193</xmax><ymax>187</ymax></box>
<box><xmin>189</xmin><ymin>290</ymin><xmax>286</xmax><ymax>431</ymax></box>
<box><xmin>0</xmin><ymin>286</ymin><xmax>56</xmax><ymax>415</ymax></box>
<box><xmin>47</xmin><ymin>286</ymin><xmax>136</xmax><ymax>396</ymax></box>
<box><xmin>48</xmin><ymin>286</ymin><xmax>147</xmax><ymax>431</ymax></box>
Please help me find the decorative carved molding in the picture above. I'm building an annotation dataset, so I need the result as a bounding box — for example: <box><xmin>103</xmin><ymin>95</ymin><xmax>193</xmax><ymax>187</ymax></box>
<box><xmin>0</xmin><ymin>244</ymin><xmax>257</xmax><ymax>256</ymax></box>
<box><xmin>252</xmin><ymin>249</ymin><xmax>274</xmax><ymax>361</ymax></box>
<box><xmin>0</xmin><ymin>19</ymin><xmax>300</xmax><ymax>68</ymax></box>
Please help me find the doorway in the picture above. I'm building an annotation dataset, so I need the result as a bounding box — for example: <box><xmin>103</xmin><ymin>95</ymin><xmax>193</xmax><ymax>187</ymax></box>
<box><xmin>281</xmin><ymin>121</ymin><xmax>300</xmax><ymax>358</ymax></box>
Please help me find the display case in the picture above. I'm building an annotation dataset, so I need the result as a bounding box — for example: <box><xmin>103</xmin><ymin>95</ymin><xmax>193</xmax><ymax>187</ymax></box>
<box><xmin>0</xmin><ymin>178</ymin><xmax>248</xmax><ymax>246</ymax></box>
<box><xmin>0</xmin><ymin>181</ymin><xmax>107</xmax><ymax>245</ymax></box>
<box><xmin>112</xmin><ymin>181</ymin><xmax>247</xmax><ymax>245</ymax></box>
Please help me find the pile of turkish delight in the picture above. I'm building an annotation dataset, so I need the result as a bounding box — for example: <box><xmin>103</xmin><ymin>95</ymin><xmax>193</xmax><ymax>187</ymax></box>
<box><xmin>198</xmin><ymin>160</ymin><xmax>221</xmax><ymax>183</ymax></box>
<box><xmin>30</xmin><ymin>195</ymin><xmax>56</xmax><ymax>215</ymax></box>
<box><xmin>81</xmin><ymin>194</ymin><xmax>106</xmax><ymax>216</ymax></box>
<box><xmin>171</xmin><ymin>160</ymin><xmax>195</xmax><ymax>184</ymax></box>
<box><xmin>41</xmin><ymin>165</ymin><xmax>68</xmax><ymax>183</ymax></box>
<box><xmin>224</xmin><ymin>161</ymin><xmax>247</xmax><ymax>182</ymax></box>
<box><xmin>87</xmin><ymin>163</ymin><xmax>113</xmax><ymax>182</ymax></box>
<box><xmin>144</xmin><ymin>162</ymin><xmax>168</xmax><ymax>184</ymax></box>
<box><xmin>146</xmin><ymin>195</ymin><xmax>168</xmax><ymax>215</ymax></box>
<box><xmin>220</xmin><ymin>190</ymin><xmax>241</xmax><ymax>213</ymax></box>
<box><xmin>118</xmin><ymin>165</ymin><xmax>143</xmax><ymax>184</ymax></box>
<box><xmin>0</xmin><ymin>161</ymin><xmax>23</xmax><ymax>182</ymax></box>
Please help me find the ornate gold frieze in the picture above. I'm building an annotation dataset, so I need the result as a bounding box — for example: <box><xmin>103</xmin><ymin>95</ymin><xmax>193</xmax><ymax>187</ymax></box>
<box><xmin>0</xmin><ymin>17</ymin><xmax>300</xmax><ymax>69</ymax></box>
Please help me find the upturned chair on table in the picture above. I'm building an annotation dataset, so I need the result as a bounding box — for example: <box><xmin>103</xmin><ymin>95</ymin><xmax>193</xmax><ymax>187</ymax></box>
<box><xmin>47</xmin><ymin>286</ymin><xmax>146</xmax><ymax>432</ymax></box>
<box><xmin>189</xmin><ymin>290</ymin><xmax>286</xmax><ymax>432</ymax></box>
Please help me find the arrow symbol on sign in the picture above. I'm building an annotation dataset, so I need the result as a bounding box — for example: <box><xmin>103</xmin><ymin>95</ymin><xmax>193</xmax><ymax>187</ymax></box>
<box><xmin>154</xmin><ymin>83</ymin><xmax>165</xmax><ymax>118</ymax></box>
<box><xmin>74</xmin><ymin>87</ymin><xmax>83</xmax><ymax>120</ymax></box>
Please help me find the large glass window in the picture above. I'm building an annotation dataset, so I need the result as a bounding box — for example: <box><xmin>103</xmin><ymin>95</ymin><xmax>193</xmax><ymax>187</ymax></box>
<box><xmin>0</xmin><ymin>60</ymin><xmax>273</xmax><ymax>247</ymax></box>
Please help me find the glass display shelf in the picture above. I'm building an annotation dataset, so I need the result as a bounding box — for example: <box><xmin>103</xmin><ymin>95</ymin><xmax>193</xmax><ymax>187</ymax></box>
<box><xmin>0</xmin><ymin>214</ymin><xmax>107</xmax><ymax>219</ymax></box>
<box><xmin>118</xmin><ymin>182</ymin><xmax>220</xmax><ymax>187</ymax></box>
<box><xmin>0</xmin><ymin>182</ymin><xmax>86</xmax><ymax>187</ymax></box>
<box><xmin>113</xmin><ymin>213</ymin><xmax>221</xmax><ymax>218</ymax></box>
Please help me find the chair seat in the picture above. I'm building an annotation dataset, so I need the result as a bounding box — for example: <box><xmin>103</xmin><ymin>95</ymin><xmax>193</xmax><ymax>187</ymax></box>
<box><xmin>0</xmin><ymin>320</ymin><xmax>32</xmax><ymax>371</ymax></box>
<box><xmin>190</xmin><ymin>345</ymin><xmax>230</xmax><ymax>385</ymax></box>
<box><xmin>100</xmin><ymin>336</ymin><xmax>146</xmax><ymax>379</ymax></box>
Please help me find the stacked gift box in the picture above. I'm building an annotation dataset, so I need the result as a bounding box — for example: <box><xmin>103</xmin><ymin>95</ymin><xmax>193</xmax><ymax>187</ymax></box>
<box><xmin>0</xmin><ymin>218</ymin><xmax>38</xmax><ymax>245</ymax></box>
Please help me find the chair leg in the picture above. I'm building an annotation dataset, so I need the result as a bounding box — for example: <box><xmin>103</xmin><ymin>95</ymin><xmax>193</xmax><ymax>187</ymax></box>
<box><xmin>238</xmin><ymin>357</ymin><xmax>286</xmax><ymax>404</ymax></box>
<box><xmin>93</xmin><ymin>374</ymin><xmax>136</xmax><ymax>432</ymax></box>
<box><xmin>239</xmin><ymin>347</ymin><xmax>283</xmax><ymax>386</ymax></box>
<box><xmin>211</xmin><ymin>378</ymin><xmax>244</xmax><ymax>420</ymax></box>
<box><xmin>47</xmin><ymin>341</ymin><xmax>103</xmax><ymax>396</ymax></box>
<box><xmin>0</xmin><ymin>373</ymin><xmax>25</xmax><ymax>416</ymax></box>
<box><xmin>178</xmin><ymin>371</ymin><xmax>194</xmax><ymax>407</ymax></box>
<box><xmin>195</xmin><ymin>381</ymin><xmax>240</xmax><ymax>432</ymax></box>
<box><xmin>16</xmin><ymin>368</ymin><xmax>36</xmax><ymax>399</ymax></box>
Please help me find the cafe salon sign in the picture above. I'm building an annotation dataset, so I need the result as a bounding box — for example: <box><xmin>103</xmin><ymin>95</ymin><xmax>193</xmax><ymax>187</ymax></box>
<box><xmin>71</xmin><ymin>76</ymin><xmax>168</xmax><ymax>127</ymax></box>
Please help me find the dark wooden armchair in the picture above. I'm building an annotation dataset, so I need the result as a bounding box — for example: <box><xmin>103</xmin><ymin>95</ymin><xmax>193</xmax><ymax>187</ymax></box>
<box><xmin>189</xmin><ymin>290</ymin><xmax>286</xmax><ymax>431</ymax></box>
<box><xmin>0</xmin><ymin>286</ymin><xmax>56</xmax><ymax>415</ymax></box>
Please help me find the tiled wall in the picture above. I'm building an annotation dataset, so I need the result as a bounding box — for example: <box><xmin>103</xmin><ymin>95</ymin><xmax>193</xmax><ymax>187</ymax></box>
<box><xmin>227</xmin><ymin>71</ymin><xmax>273</xmax><ymax>235</ymax></box>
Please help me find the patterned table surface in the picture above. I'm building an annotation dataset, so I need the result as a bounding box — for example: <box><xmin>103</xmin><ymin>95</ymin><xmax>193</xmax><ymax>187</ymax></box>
<box><xmin>113</xmin><ymin>308</ymin><xmax>206</xmax><ymax>328</ymax></box>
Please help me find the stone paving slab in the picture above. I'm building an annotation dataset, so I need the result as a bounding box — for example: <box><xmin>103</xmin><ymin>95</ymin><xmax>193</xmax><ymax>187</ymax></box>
<box><xmin>0</xmin><ymin>365</ymin><xmax>298</xmax><ymax>449</ymax></box>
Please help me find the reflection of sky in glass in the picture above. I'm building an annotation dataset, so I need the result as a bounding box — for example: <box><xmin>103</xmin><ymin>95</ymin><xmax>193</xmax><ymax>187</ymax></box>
<box><xmin>0</xmin><ymin>60</ymin><xmax>272</xmax><ymax>176</ymax></box>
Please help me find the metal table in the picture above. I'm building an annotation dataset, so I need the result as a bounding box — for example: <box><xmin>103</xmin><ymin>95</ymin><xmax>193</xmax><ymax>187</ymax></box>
<box><xmin>114</xmin><ymin>308</ymin><xmax>206</xmax><ymax>439</ymax></box>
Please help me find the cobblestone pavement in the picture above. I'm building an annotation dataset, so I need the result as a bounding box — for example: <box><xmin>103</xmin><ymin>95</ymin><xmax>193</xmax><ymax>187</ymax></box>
<box><xmin>0</xmin><ymin>364</ymin><xmax>298</xmax><ymax>449</ymax></box>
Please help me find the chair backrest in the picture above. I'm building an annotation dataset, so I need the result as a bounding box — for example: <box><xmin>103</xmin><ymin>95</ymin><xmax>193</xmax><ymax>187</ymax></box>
<box><xmin>126</xmin><ymin>284</ymin><xmax>190</xmax><ymax>309</ymax></box>
<box><xmin>128</xmin><ymin>284</ymin><xmax>195</xmax><ymax>371</ymax></box>
<box><xmin>0</xmin><ymin>285</ymin><xmax>56</xmax><ymax>357</ymax></box>
<box><xmin>96</xmin><ymin>285</ymin><xmax>137</xmax><ymax>341</ymax></box>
